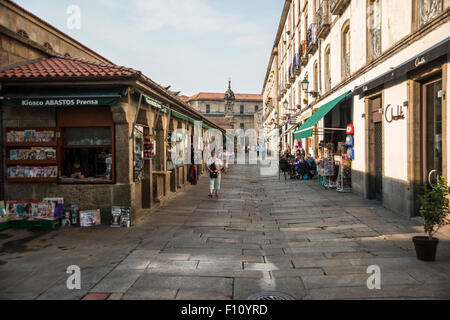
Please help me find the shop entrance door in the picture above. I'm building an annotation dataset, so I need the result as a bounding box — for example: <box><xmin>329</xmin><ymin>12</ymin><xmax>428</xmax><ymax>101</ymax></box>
<box><xmin>421</xmin><ymin>78</ymin><xmax>443</xmax><ymax>187</ymax></box>
<box><xmin>368</xmin><ymin>95</ymin><xmax>383</xmax><ymax>201</ymax></box>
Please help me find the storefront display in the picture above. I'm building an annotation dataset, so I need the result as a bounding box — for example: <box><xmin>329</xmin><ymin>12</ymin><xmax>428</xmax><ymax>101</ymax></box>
<box><xmin>133</xmin><ymin>126</ymin><xmax>145</xmax><ymax>182</ymax></box>
<box><xmin>317</xmin><ymin>143</ymin><xmax>337</xmax><ymax>188</ymax></box>
<box><xmin>144</xmin><ymin>135</ymin><xmax>155</xmax><ymax>161</ymax></box>
<box><xmin>5</xmin><ymin>127</ymin><xmax>59</xmax><ymax>182</ymax></box>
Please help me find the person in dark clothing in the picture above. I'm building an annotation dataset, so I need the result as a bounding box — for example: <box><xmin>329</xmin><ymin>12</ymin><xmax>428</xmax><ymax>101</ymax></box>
<box><xmin>306</xmin><ymin>153</ymin><xmax>317</xmax><ymax>178</ymax></box>
<box><xmin>65</xmin><ymin>158</ymin><xmax>89</xmax><ymax>179</ymax></box>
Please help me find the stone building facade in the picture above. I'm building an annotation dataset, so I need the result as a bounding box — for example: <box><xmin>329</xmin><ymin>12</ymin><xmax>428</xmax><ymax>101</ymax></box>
<box><xmin>262</xmin><ymin>0</ymin><xmax>449</xmax><ymax>218</ymax></box>
<box><xmin>188</xmin><ymin>85</ymin><xmax>263</xmax><ymax>132</ymax></box>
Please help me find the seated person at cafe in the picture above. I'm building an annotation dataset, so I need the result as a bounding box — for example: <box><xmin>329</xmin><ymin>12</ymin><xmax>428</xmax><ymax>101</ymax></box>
<box><xmin>294</xmin><ymin>155</ymin><xmax>309</xmax><ymax>179</ymax></box>
<box><xmin>65</xmin><ymin>157</ymin><xmax>89</xmax><ymax>179</ymax></box>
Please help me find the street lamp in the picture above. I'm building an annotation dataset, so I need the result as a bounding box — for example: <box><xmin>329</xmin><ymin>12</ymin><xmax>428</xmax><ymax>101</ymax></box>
<box><xmin>283</xmin><ymin>100</ymin><xmax>289</xmax><ymax>110</ymax></box>
<box><xmin>301</xmin><ymin>78</ymin><xmax>319</xmax><ymax>98</ymax></box>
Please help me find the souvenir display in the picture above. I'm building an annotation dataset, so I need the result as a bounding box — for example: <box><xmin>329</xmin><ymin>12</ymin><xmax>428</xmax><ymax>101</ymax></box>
<box><xmin>133</xmin><ymin>126</ymin><xmax>144</xmax><ymax>182</ymax></box>
<box><xmin>144</xmin><ymin>135</ymin><xmax>155</xmax><ymax>160</ymax></box>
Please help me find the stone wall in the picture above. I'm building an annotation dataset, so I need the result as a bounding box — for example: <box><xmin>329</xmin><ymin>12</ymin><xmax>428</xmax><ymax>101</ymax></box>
<box><xmin>0</xmin><ymin>33</ymin><xmax>47</xmax><ymax>68</ymax></box>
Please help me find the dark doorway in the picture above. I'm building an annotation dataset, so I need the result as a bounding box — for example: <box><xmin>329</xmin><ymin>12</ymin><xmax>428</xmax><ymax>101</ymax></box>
<box><xmin>367</xmin><ymin>95</ymin><xmax>383</xmax><ymax>201</ymax></box>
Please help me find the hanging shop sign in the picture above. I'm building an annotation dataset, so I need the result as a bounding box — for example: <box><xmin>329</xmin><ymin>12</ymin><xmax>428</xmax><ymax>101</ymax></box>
<box><xmin>385</xmin><ymin>104</ymin><xmax>405</xmax><ymax>123</ymax></box>
<box><xmin>346</xmin><ymin>124</ymin><xmax>354</xmax><ymax>135</ymax></box>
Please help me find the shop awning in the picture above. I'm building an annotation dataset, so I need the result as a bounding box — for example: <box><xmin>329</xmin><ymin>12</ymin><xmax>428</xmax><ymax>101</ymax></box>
<box><xmin>1</xmin><ymin>89</ymin><xmax>125</xmax><ymax>107</ymax></box>
<box><xmin>293</xmin><ymin>91</ymin><xmax>351</xmax><ymax>140</ymax></box>
<box><xmin>171</xmin><ymin>110</ymin><xmax>192</xmax><ymax>123</ymax></box>
<box><xmin>144</xmin><ymin>95</ymin><xmax>170</xmax><ymax>114</ymax></box>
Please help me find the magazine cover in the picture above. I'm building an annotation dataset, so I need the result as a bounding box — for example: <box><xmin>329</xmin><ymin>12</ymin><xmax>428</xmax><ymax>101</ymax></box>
<box><xmin>80</xmin><ymin>209</ymin><xmax>101</xmax><ymax>227</ymax></box>
<box><xmin>0</xmin><ymin>201</ymin><xmax>7</xmax><ymax>223</ymax></box>
<box><xmin>24</xmin><ymin>130</ymin><xmax>37</xmax><ymax>142</ymax></box>
<box><xmin>43</xmin><ymin>198</ymin><xmax>64</xmax><ymax>219</ymax></box>
<box><xmin>16</xmin><ymin>131</ymin><xmax>25</xmax><ymax>142</ymax></box>
<box><xmin>37</xmin><ymin>202</ymin><xmax>54</xmax><ymax>219</ymax></box>
<box><xmin>120</xmin><ymin>207</ymin><xmax>131</xmax><ymax>228</ymax></box>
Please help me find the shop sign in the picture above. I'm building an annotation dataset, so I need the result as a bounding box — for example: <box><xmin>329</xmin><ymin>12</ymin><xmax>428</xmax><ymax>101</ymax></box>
<box><xmin>3</xmin><ymin>97</ymin><xmax>118</xmax><ymax>107</ymax></box>
<box><xmin>385</xmin><ymin>104</ymin><xmax>405</xmax><ymax>123</ymax></box>
<box><xmin>414</xmin><ymin>56</ymin><xmax>426</xmax><ymax>68</ymax></box>
<box><xmin>346</xmin><ymin>124</ymin><xmax>354</xmax><ymax>135</ymax></box>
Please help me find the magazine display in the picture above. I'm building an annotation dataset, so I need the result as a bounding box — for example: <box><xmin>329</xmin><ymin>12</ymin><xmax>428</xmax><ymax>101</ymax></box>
<box><xmin>9</xmin><ymin>148</ymin><xmax>57</xmax><ymax>161</ymax></box>
<box><xmin>5</xmin><ymin>200</ymin><xmax>56</xmax><ymax>220</ymax></box>
<box><xmin>0</xmin><ymin>201</ymin><xmax>7</xmax><ymax>223</ymax></box>
<box><xmin>7</xmin><ymin>166</ymin><xmax>58</xmax><ymax>178</ymax></box>
<box><xmin>111</xmin><ymin>206</ymin><xmax>131</xmax><ymax>228</ymax></box>
<box><xmin>43</xmin><ymin>198</ymin><xmax>64</xmax><ymax>219</ymax></box>
<box><xmin>80</xmin><ymin>209</ymin><xmax>101</xmax><ymax>227</ymax></box>
<box><xmin>6</xmin><ymin>130</ymin><xmax>56</xmax><ymax>143</ymax></box>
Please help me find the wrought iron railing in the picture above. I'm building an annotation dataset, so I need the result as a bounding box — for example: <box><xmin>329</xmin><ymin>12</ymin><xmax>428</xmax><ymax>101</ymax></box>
<box><xmin>317</xmin><ymin>1</ymin><xmax>331</xmax><ymax>32</ymax></box>
<box><xmin>306</xmin><ymin>23</ymin><xmax>318</xmax><ymax>51</ymax></box>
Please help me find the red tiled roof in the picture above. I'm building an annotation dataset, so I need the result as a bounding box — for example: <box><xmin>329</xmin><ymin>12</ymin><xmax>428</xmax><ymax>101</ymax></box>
<box><xmin>189</xmin><ymin>92</ymin><xmax>263</xmax><ymax>101</ymax></box>
<box><xmin>0</xmin><ymin>55</ymin><xmax>141</xmax><ymax>81</ymax></box>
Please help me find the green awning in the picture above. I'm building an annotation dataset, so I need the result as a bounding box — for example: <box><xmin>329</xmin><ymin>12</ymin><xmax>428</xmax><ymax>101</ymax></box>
<box><xmin>1</xmin><ymin>89</ymin><xmax>124</xmax><ymax>107</ymax></box>
<box><xmin>144</xmin><ymin>95</ymin><xmax>169</xmax><ymax>114</ymax></box>
<box><xmin>171</xmin><ymin>110</ymin><xmax>191</xmax><ymax>122</ymax></box>
<box><xmin>293</xmin><ymin>91</ymin><xmax>351</xmax><ymax>140</ymax></box>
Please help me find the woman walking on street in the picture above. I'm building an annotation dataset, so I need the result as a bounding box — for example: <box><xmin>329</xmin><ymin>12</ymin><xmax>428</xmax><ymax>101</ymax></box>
<box><xmin>207</xmin><ymin>150</ymin><xmax>224</xmax><ymax>199</ymax></box>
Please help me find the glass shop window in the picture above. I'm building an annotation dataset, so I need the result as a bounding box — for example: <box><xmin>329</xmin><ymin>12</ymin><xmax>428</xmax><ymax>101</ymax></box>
<box><xmin>60</xmin><ymin>127</ymin><xmax>114</xmax><ymax>183</ymax></box>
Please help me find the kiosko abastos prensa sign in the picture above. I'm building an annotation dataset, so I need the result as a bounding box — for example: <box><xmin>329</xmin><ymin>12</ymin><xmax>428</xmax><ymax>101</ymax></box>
<box><xmin>2</xmin><ymin>97</ymin><xmax>118</xmax><ymax>107</ymax></box>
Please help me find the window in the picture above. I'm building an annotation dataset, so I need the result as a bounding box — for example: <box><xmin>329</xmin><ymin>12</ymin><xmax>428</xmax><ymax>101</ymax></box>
<box><xmin>255</xmin><ymin>105</ymin><xmax>259</xmax><ymax>112</ymax></box>
<box><xmin>206</xmin><ymin>105</ymin><xmax>210</xmax><ymax>114</ymax></box>
<box><xmin>324</xmin><ymin>45</ymin><xmax>331</xmax><ymax>91</ymax></box>
<box><xmin>341</xmin><ymin>21</ymin><xmax>351</xmax><ymax>80</ymax></box>
<box><xmin>414</xmin><ymin>0</ymin><xmax>443</xmax><ymax>29</ymax></box>
<box><xmin>240</xmin><ymin>123</ymin><xmax>245</xmax><ymax>130</ymax></box>
<box><xmin>61</xmin><ymin>127</ymin><xmax>114</xmax><ymax>183</ymax></box>
<box><xmin>367</xmin><ymin>0</ymin><xmax>382</xmax><ymax>61</ymax></box>
<box><xmin>313</xmin><ymin>60</ymin><xmax>319</xmax><ymax>93</ymax></box>
<box><xmin>240</xmin><ymin>105</ymin><xmax>244</xmax><ymax>114</ymax></box>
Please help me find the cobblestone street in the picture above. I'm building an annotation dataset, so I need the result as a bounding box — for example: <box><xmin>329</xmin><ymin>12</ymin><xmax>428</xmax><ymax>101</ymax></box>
<box><xmin>1</xmin><ymin>164</ymin><xmax>449</xmax><ymax>300</ymax></box>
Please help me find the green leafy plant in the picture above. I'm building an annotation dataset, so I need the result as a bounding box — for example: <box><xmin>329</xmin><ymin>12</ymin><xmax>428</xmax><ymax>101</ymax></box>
<box><xmin>418</xmin><ymin>176</ymin><xmax>450</xmax><ymax>240</ymax></box>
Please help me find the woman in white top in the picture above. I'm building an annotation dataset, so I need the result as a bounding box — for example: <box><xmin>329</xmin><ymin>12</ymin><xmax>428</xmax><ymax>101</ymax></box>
<box><xmin>207</xmin><ymin>150</ymin><xmax>224</xmax><ymax>199</ymax></box>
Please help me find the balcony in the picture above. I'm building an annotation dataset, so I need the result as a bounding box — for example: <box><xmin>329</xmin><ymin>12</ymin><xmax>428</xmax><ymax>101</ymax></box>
<box><xmin>330</xmin><ymin>0</ymin><xmax>350</xmax><ymax>16</ymax></box>
<box><xmin>306</xmin><ymin>24</ymin><xmax>318</xmax><ymax>54</ymax></box>
<box><xmin>289</xmin><ymin>64</ymin><xmax>295</xmax><ymax>83</ymax></box>
<box><xmin>294</xmin><ymin>54</ymin><xmax>301</xmax><ymax>76</ymax></box>
<box><xmin>299</xmin><ymin>40</ymin><xmax>308</xmax><ymax>66</ymax></box>
<box><xmin>317</xmin><ymin>1</ymin><xmax>331</xmax><ymax>39</ymax></box>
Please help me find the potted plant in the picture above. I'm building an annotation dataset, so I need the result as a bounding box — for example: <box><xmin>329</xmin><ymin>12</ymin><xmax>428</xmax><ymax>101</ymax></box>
<box><xmin>414</xmin><ymin>176</ymin><xmax>450</xmax><ymax>261</ymax></box>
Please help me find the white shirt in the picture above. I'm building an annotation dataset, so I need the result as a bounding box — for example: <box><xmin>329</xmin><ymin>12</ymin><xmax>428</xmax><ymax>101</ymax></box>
<box><xmin>207</xmin><ymin>157</ymin><xmax>223</xmax><ymax>169</ymax></box>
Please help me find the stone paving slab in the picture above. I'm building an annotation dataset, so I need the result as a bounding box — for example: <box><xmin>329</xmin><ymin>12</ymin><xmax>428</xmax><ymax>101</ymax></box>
<box><xmin>1</xmin><ymin>164</ymin><xmax>450</xmax><ymax>300</ymax></box>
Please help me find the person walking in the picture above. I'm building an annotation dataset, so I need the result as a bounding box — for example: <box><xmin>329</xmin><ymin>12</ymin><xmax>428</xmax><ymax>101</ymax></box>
<box><xmin>207</xmin><ymin>150</ymin><xmax>224</xmax><ymax>199</ymax></box>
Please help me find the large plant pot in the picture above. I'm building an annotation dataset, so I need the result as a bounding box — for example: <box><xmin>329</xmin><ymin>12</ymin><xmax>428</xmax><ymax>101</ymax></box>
<box><xmin>412</xmin><ymin>236</ymin><xmax>439</xmax><ymax>261</ymax></box>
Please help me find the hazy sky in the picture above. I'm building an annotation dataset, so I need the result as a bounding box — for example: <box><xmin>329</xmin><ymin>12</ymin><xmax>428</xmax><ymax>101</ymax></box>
<box><xmin>14</xmin><ymin>0</ymin><xmax>284</xmax><ymax>96</ymax></box>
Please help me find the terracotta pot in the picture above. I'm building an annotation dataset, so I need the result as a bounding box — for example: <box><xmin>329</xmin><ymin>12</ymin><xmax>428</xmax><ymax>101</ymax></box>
<box><xmin>412</xmin><ymin>236</ymin><xmax>439</xmax><ymax>262</ymax></box>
